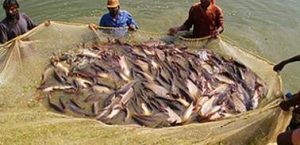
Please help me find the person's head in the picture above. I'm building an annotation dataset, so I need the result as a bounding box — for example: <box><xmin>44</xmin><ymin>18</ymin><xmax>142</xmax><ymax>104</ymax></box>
<box><xmin>3</xmin><ymin>0</ymin><xmax>20</xmax><ymax>20</ymax></box>
<box><xmin>200</xmin><ymin>0</ymin><xmax>211</xmax><ymax>9</ymax></box>
<box><xmin>107</xmin><ymin>0</ymin><xmax>120</xmax><ymax>17</ymax></box>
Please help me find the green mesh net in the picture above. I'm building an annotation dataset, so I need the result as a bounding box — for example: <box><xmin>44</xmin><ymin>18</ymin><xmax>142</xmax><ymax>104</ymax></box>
<box><xmin>0</xmin><ymin>21</ymin><xmax>292</xmax><ymax>145</ymax></box>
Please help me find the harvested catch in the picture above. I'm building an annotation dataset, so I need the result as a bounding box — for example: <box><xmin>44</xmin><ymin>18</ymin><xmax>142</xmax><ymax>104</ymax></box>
<box><xmin>38</xmin><ymin>39</ymin><xmax>268</xmax><ymax>128</ymax></box>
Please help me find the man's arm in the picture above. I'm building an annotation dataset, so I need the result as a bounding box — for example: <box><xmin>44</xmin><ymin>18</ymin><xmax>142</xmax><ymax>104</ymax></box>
<box><xmin>126</xmin><ymin>12</ymin><xmax>138</xmax><ymax>30</ymax></box>
<box><xmin>280</xmin><ymin>91</ymin><xmax>300</xmax><ymax>111</ymax></box>
<box><xmin>212</xmin><ymin>6</ymin><xmax>224</xmax><ymax>37</ymax></box>
<box><xmin>0</xmin><ymin>24</ymin><xmax>8</xmax><ymax>44</ymax></box>
<box><xmin>23</xmin><ymin>13</ymin><xmax>36</xmax><ymax>30</ymax></box>
<box><xmin>168</xmin><ymin>6</ymin><xmax>193</xmax><ymax>35</ymax></box>
<box><xmin>180</xmin><ymin>7</ymin><xmax>194</xmax><ymax>31</ymax></box>
<box><xmin>273</xmin><ymin>55</ymin><xmax>300</xmax><ymax>72</ymax></box>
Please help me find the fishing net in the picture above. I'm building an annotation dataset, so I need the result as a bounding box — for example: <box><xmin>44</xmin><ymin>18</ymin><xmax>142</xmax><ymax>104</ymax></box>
<box><xmin>0</xmin><ymin>21</ymin><xmax>292</xmax><ymax>145</ymax></box>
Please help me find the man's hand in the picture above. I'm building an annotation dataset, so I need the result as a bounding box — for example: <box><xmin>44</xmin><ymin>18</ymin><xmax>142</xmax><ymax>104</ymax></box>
<box><xmin>88</xmin><ymin>24</ymin><xmax>97</xmax><ymax>32</ymax></box>
<box><xmin>44</xmin><ymin>20</ymin><xmax>51</xmax><ymax>27</ymax></box>
<box><xmin>128</xmin><ymin>24</ymin><xmax>137</xmax><ymax>31</ymax></box>
<box><xmin>168</xmin><ymin>27</ymin><xmax>179</xmax><ymax>36</ymax></box>
<box><xmin>279</xmin><ymin>101</ymin><xmax>290</xmax><ymax>111</ymax></box>
<box><xmin>211</xmin><ymin>30</ymin><xmax>220</xmax><ymax>38</ymax></box>
<box><xmin>273</xmin><ymin>62</ymin><xmax>286</xmax><ymax>72</ymax></box>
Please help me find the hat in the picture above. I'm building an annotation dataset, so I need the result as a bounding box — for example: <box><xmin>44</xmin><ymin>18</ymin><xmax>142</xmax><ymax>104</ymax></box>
<box><xmin>107</xmin><ymin>0</ymin><xmax>120</xmax><ymax>8</ymax></box>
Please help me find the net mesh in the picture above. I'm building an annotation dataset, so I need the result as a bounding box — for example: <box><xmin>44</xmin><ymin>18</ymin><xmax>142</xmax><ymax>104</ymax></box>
<box><xmin>0</xmin><ymin>21</ymin><xmax>291</xmax><ymax>145</ymax></box>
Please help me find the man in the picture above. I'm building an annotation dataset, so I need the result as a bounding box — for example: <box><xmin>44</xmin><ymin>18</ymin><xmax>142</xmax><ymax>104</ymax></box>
<box><xmin>0</xmin><ymin>0</ymin><xmax>36</xmax><ymax>44</ymax></box>
<box><xmin>277</xmin><ymin>92</ymin><xmax>300</xmax><ymax>145</ymax></box>
<box><xmin>169</xmin><ymin>0</ymin><xmax>224</xmax><ymax>38</ymax></box>
<box><xmin>274</xmin><ymin>55</ymin><xmax>300</xmax><ymax>145</ymax></box>
<box><xmin>90</xmin><ymin>0</ymin><xmax>138</xmax><ymax>37</ymax></box>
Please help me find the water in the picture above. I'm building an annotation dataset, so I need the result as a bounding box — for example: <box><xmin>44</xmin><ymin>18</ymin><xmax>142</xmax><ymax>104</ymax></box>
<box><xmin>0</xmin><ymin>0</ymin><xmax>299</xmax><ymax>92</ymax></box>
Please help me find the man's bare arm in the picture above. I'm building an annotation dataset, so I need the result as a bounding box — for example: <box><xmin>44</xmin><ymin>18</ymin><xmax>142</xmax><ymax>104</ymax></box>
<box><xmin>273</xmin><ymin>55</ymin><xmax>300</xmax><ymax>72</ymax></box>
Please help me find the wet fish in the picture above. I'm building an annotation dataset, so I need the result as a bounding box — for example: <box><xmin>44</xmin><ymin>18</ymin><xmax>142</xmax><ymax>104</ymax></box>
<box><xmin>42</xmin><ymin>85</ymin><xmax>74</xmax><ymax>92</ymax></box>
<box><xmin>73</xmin><ymin>77</ymin><xmax>93</xmax><ymax>88</ymax></box>
<box><xmin>40</xmin><ymin>40</ymin><xmax>268</xmax><ymax>128</ymax></box>
<box><xmin>47</xmin><ymin>96</ymin><xmax>65</xmax><ymax>113</ymax></box>
<box><xmin>92</xmin><ymin>85</ymin><xmax>112</xmax><ymax>94</ymax></box>
<box><xmin>144</xmin><ymin>82</ymin><xmax>169</xmax><ymax>97</ymax></box>
<box><xmin>52</xmin><ymin>61</ymin><xmax>70</xmax><ymax>76</ymax></box>
<box><xmin>40</xmin><ymin>65</ymin><xmax>54</xmax><ymax>86</ymax></box>
<box><xmin>182</xmin><ymin>103</ymin><xmax>195</xmax><ymax>123</ymax></box>
<box><xmin>78</xmin><ymin>49</ymin><xmax>101</xmax><ymax>59</ymax></box>
<box><xmin>141</xmin><ymin>103</ymin><xmax>152</xmax><ymax>116</ymax></box>
<box><xmin>229</xmin><ymin>93</ymin><xmax>247</xmax><ymax>113</ymax></box>
<box><xmin>164</xmin><ymin>106</ymin><xmax>182</xmax><ymax>124</ymax></box>
<box><xmin>208</xmin><ymin>84</ymin><xmax>229</xmax><ymax>96</ymax></box>
<box><xmin>119</xmin><ymin>56</ymin><xmax>131</xmax><ymax>77</ymax></box>
<box><xmin>186</xmin><ymin>78</ymin><xmax>200</xmax><ymax>98</ymax></box>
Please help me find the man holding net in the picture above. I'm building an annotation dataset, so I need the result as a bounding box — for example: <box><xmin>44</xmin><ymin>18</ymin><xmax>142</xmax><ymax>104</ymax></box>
<box><xmin>0</xmin><ymin>0</ymin><xmax>36</xmax><ymax>44</ymax></box>
<box><xmin>274</xmin><ymin>55</ymin><xmax>300</xmax><ymax>145</ymax></box>
<box><xmin>89</xmin><ymin>0</ymin><xmax>138</xmax><ymax>37</ymax></box>
<box><xmin>168</xmin><ymin>0</ymin><xmax>224</xmax><ymax>38</ymax></box>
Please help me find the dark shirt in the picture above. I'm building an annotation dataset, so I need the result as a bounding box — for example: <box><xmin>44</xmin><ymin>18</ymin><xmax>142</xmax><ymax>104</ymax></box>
<box><xmin>0</xmin><ymin>12</ymin><xmax>36</xmax><ymax>43</ymax></box>
<box><xmin>183</xmin><ymin>3</ymin><xmax>224</xmax><ymax>38</ymax></box>
<box><xmin>99</xmin><ymin>10</ymin><xmax>138</xmax><ymax>38</ymax></box>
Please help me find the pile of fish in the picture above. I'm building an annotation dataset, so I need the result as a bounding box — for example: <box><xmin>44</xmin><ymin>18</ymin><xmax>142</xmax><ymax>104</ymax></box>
<box><xmin>38</xmin><ymin>40</ymin><xmax>268</xmax><ymax>128</ymax></box>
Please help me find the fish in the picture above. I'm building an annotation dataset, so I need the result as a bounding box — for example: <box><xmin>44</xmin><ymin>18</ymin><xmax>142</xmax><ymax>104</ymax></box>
<box><xmin>70</xmin><ymin>98</ymin><xmax>83</xmax><ymax>109</ymax></box>
<box><xmin>135</xmin><ymin>70</ymin><xmax>153</xmax><ymax>82</ymax></box>
<box><xmin>42</xmin><ymin>85</ymin><xmax>74</xmax><ymax>92</ymax></box>
<box><xmin>40</xmin><ymin>40</ymin><xmax>268</xmax><ymax>127</ymax></box>
<box><xmin>53</xmin><ymin>69</ymin><xmax>68</xmax><ymax>84</ymax></box>
<box><xmin>120</xmin><ymin>87</ymin><xmax>134</xmax><ymax>105</ymax></box>
<box><xmin>69</xmin><ymin>101</ymin><xmax>92</xmax><ymax>117</ymax></box>
<box><xmin>119</xmin><ymin>56</ymin><xmax>131</xmax><ymax>77</ymax></box>
<box><xmin>243</xmin><ymin>69</ymin><xmax>257</xmax><ymax>92</ymax></box>
<box><xmin>132</xmin><ymin>113</ymin><xmax>170</xmax><ymax>128</ymax></box>
<box><xmin>52</xmin><ymin>61</ymin><xmax>70</xmax><ymax>76</ymax></box>
<box><xmin>182</xmin><ymin>103</ymin><xmax>195</xmax><ymax>123</ymax></box>
<box><xmin>208</xmin><ymin>84</ymin><xmax>229</xmax><ymax>96</ymax></box>
<box><xmin>117</xmin><ymin>81</ymin><xmax>136</xmax><ymax>95</ymax></box>
<box><xmin>78</xmin><ymin>49</ymin><xmax>101</xmax><ymax>59</ymax></box>
<box><xmin>200</xmin><ymin>96</ymin><xmax>217</xmax><ymax>116</ymax></box>
<box><xmin>229</xmin><ymin>93</ymin><xmax>247</xmax><ymax>113</ymax></box>
<box><xmin>144</xmin><ymin>82</ymin><xmax>169</xmax><ymax>97</ymax></box>
<box><xmin>141</xmin><ymin>103</ymin><xmax>152</xmax><ymax>116</ymax></box>
<box><xmin>106</xmin><ymin>106</ymin><xmax>122</xmax><ymax>119</ymax></box>
<box><xmin>214</xmin><ymin>74</ymin><xmax>235</xmax><ymax>85</ymax></box>
<box><xmin>150</xmin><ymin>60</ymin><xmax>159</xmax><ymax>69</ymax></box>
<box><xmin>40</xmin><ymin>65</ymin><xmax>54</xmax><ymax>86</ymax></box>
<box><xmin>47</xmin><ymin>96</ymin><xmax>65</xmax><ymax>113</ymax></box>
<box><xmin>92</xmin><ymin>85</ymin><xmax>112</xmax><ymax>94</ymax></box>
<box><xmin>186</xmin><ymin>78</ymin><xmax>200</xmax><ymax>98</ymax></box>
<box><xmin>201</xmin><ymin>62</ymin><xmax>214</xmax><ymax>74</ymax></box>
<box><xmin>92</xmin><ymin>102</ymin><xmax>99</xmax><ymax>115</ymax></box>
<box><xmin>73</xmin><ymin>77</ymin><xmax>93</xmax><ymax>88</ymax></box>
<box><xmin>127</xmin><ymin>59</ymin><xmax>146</xmax><ymax>72</ymax></box>
<box><xmin>164</xmin><ymin>106</ymin><xmax>182</xmax><ymax>124</ymax></box>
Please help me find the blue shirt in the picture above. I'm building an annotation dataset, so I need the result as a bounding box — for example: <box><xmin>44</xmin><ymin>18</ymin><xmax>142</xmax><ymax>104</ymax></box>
<box><xmin>99</xmin><ymin>10</ymin><xmax>138</xmax><ymax>37</ymax></box>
